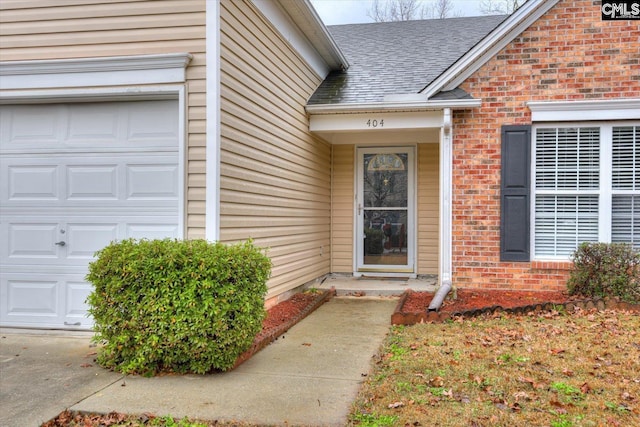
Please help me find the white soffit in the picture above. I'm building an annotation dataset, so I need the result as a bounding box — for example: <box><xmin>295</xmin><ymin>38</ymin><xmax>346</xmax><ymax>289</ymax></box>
<box><xmin>528</xmin><ymin>98</ymin><xmax>640</xmax><ymax>121</ymax></box>
<box><xmin>0</xmin><ymin>53</ymin><xmax>193</xmax><ymax>90</ymax></box>
<box><xmin>252</xmin><ymin>0</ymin><xmax>347</xmax><ymax>77</ymax></box>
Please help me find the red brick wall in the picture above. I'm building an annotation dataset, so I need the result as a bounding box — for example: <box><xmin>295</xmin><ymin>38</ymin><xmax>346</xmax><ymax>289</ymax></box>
<box><xmin>452</xmin><ymin>0</ymin><xmax>640</xmax><ymax>291</ymax></box>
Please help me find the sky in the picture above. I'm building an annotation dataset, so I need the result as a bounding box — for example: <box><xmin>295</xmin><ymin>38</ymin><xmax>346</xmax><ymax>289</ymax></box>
<box><xmin>309</xmin><ymin>0</ymin><xmax>487</xmax><ymax>26</ymax></box>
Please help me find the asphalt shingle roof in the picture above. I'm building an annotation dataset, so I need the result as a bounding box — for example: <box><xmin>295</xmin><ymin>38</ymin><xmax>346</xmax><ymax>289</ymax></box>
<box><xmin>308</xmin><ymin>15</ymin><xmax>507</xmax><ymax>105</ymax></box>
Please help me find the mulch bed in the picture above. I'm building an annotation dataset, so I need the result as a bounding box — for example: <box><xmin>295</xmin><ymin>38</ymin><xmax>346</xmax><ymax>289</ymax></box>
<box><xmin>402</xmin><ymin>289</ymin><xmax>570</xmax><ymax>313</ymax></box>
<box><xmin>392</xmin><ymin>288</ymin><xmax>640</xmax><ymax>325</ymax></box>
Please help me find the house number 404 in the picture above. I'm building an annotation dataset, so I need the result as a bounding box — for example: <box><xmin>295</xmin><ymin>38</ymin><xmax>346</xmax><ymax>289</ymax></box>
<box><xmin>366</xmin><ymin>119</ymin><xmax>384</xmax><ymax>128</ymax></box>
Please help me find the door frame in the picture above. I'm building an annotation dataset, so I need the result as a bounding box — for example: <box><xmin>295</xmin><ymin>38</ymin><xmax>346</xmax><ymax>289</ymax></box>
<box><xmin>354</xmin><ymin>146</ymin><xmax>416</xmax><ymax>277</ymax></box>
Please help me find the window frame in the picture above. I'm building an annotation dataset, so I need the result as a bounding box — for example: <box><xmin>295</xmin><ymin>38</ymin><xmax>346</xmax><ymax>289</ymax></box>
<box><xmin>531</xmin><ymin>121</ymin><xmax>639</xmax><ymax>260</ymax></box>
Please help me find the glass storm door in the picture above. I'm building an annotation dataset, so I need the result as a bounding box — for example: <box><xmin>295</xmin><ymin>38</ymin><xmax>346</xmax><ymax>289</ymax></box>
<box><xmin>356</xmin><ymin>147</ymin><xmax>414</xmax><ymax>273</ymax></box>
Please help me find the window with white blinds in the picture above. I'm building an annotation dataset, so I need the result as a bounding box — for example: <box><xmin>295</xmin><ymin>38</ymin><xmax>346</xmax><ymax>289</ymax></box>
<box><xmin>612</xmin><ymin>126</ymin><xmax>639</xmax><ymax>249</ymax></box>
<box><xmin>533</xmin><ymin>123</ymin><xmax>640</xmax><ymax>258</ymax></box>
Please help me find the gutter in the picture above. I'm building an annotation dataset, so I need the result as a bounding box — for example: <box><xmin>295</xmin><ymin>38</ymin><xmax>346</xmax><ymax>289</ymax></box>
<box><xmin>298</xmin><ymin>0</ymin><xmax>349</xmax><ymax>70</ymax></box>
<box><xmin>305</xmin><ymin>98</ymin><xmax>481</xmax><ymax>115</ymax></box>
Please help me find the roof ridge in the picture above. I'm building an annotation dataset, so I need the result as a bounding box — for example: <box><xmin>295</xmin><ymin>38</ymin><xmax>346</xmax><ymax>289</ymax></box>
<box><xmin>327</xmin><ymin>14</ymin><xmax>508</xmax><ymax>29</ymax></box>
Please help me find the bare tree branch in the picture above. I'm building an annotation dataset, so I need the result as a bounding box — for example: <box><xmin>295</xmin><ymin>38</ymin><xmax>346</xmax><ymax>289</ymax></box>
<box><xmin>479</xmin><ymin>0</ymin><xmax>525</xmax><ymax>15</ymax></box>
<box><xmin>422</xmin><ymin>0</ymin><xmax>461</xmax><ymax>19</ymax></box>
<box><xmin>369</xmin><ymin>0</ymin><xmax>460</xmax><ymax>21</ymax></box>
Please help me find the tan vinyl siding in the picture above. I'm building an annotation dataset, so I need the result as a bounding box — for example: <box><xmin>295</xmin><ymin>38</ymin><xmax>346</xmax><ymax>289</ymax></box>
<box><xmin>417</xmin><ymin>143</ymin><xmax>439</xmax><ymax>274</ymax></box>
<box><xmin>219</xmin><ymin>0</ymin><xmax>331</xmax><ymax>298</ymax></box>
<box><xmin>331</xmin><ymin>145</ymin><xmax>355</xmax><ymax>273</ymax></box>
<box><xmin>0</xmin><ymin>0</ymin><xmax>207</xmax><ymax>239</ymax></box>
<box><xmin>0</xmin><ymin>1</ymin><xmax>205</xmax><ymax>60</ymax></box>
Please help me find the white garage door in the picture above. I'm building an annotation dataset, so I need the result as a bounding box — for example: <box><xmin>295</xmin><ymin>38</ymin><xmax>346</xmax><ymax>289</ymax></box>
<box><xmin>0</xmin><ymin>100</ymin><xmax>181</xmax><ymax>329</ymax></box>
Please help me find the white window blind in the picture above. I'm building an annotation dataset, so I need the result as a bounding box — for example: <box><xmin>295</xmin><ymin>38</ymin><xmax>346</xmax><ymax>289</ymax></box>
<box><xmin>535</xmin><ymin>195</ymin><xmax>599</xmax><ymax>257</ymax></box>
<box><xmin>535</xmin><ymin>127</ymin><xmax>600</xmax><ymax>190</ymax></box>
<box><xmin>612</xmin><ymin>126</ymin><xmax>639</xmax><ymax>249</ymax></box>
<box><xmin>534</xmin><ymin>127</ymin><xmax>600</xmax><ymax>257</ymax></box>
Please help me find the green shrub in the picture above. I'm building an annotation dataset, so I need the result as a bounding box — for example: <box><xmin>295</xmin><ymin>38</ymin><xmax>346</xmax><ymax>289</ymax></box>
<box><xmin>86</xmin><ymin>239</ymin><xmax>271</xmax><ymax>375</ymax></box>
<box><xmin>365</xmin><ymin>227</ymin><xmax>385</xmax><ymax>255</ymax></box>
<box><xmin>567</xmin><ymin>242</ymin><xmax>640</xmax><ymax>303</ymax></box>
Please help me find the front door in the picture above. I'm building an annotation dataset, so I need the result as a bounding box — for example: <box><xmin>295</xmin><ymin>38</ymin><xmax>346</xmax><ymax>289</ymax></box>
<box><xmin>356</xmin><ymin>147</ymin><xmax>414</xmax><ymax>274</ymax></box>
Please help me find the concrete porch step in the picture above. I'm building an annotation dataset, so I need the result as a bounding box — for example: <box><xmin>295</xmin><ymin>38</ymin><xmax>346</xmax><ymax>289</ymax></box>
<box><xmin>318</xmin><ymin>275</ymin><xmax>438</xmax><ymax>296</ymax></box>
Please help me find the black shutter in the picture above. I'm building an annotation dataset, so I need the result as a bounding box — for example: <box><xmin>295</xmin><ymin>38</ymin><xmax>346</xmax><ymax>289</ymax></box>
<box><xmin>500</xmin><ymin>125</ymin><xmax>531</xmax><ymax>262</ymax></box>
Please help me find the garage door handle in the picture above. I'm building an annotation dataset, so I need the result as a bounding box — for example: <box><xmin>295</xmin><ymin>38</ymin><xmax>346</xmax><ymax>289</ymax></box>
<box><xmin>55</xmin><ymin>241</ymin><xmax>66</xmax><ymax>246</ymax></box>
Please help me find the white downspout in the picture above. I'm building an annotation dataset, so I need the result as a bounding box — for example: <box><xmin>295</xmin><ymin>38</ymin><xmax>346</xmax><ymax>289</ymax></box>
<box><xmin>205</xmin><ymin>0</ymin><xmax>221</xmax><ymax>241</ymax></box>
<box><xmin>430</xmin><ymin>108</ymin><xmax>453</xmax><ymax>311</ymax></box>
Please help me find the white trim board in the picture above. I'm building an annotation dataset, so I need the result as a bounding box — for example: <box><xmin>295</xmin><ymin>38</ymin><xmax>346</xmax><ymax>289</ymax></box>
<box><xmin>528</xmin><ymin>99</ymin><xmax>640</xmax><ymax>122</ymax></box>
<box><xmin>251</xmin><ymin>0</ymin><xmax>346</xmax><ymax>77</ymax></box>
<box><xmin>310</xmin><ymin>111</ymin><xmax>444</xmax><ymax>133</ymax></box>
<box><xmin>0</xmin><ymin>53</ymin><xmax>192</xmax><ymax>90</ymax></box>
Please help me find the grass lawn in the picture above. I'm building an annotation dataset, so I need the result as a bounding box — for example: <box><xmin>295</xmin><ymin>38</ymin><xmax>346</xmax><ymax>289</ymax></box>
<box><xmin>348</xmin><ymin>308</ymin><xmax>640</xmax><ymax>427</ymax></box>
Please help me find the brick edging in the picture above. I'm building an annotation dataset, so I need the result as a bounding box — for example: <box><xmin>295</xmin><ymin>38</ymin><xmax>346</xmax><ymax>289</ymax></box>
<box><xmin>391</xmin><ymin>290</ymin><xmax>640</xmax><ymax>326</ymax></box>
<box><xmin>233</xmin><ymin>288</ymin><xmax>336</xmax><ymax>368</ymax></box>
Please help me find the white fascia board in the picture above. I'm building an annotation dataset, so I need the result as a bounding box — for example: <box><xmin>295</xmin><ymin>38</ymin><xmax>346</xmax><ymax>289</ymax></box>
<box><xmin>0</xmin><ymin>53</ymin><xmax>192</xmax><ymax>90</ymax></box>
<box><xmin>310</xmin><ymin>111</ymin><xmax>444</xmax><ymax>133</ymax></box>
<box><xmin>296</xmin><ymin>0</ymin><xmax>349</xmax><ymax>69</ymax></box>
<box><xmin>528</xmin><ymin>98</ymin><xmax>640</xmax><ymax>121</ymax></box>
<box><xmin>305</xmin><ymin>98</ymin><xmax>481</xmax><ymax>115</ymax></box>
<box><xmin>252</xmin><ymin>0</ymin><xmax>347</xmax><ymax>77</ymax></box>
<box><xmin>421</xmin><ymin>0</ymin><xmax>558</xmax><ymax>98</ymax></box>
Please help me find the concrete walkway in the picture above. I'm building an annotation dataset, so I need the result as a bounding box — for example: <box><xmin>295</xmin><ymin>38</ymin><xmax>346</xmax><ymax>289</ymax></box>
<box><xmin>0</xmin><ymin>331</ymin><xmax>121</xmax><ymax>427</ymax></box>
<box><xmin>1</xmin><ymin>297</ymin><xmax>396</xmax><ymax>426</ymax></box>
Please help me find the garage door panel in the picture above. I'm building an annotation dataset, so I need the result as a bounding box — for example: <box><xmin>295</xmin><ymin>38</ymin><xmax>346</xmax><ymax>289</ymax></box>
<box><xmin>67</xmin><ymin>165</ymin><xmax>119</xmax><ymax>200</ymax></box>
<box><xmin>126</xmin><ymin>223</ymin><xmax>180</xmax><ymax>239</ymax></box>
<box><xmin>1</xmin><ymin>101</ymin><xmax>178</xmax><ymax>152</ymax></box>
<box><xmin>7</xmin><ymin>165</ymin><xmax>59</xmax><ymax>200</ymax></box>
<box><xmin>5</xmin><ymin>279</ymin><xmax>60</xmax><ymax>317</ymax></box>
<box><xmin>8</xmin><ymin>223</ymin><xmax>59</xmax><ymax>259</ymax></box>
<box><xmin>67</xmin><ymin>104</ymin><xmax>121</xmax><ymax>143</ymax></box>
<box><xmin>0</xmin><ymin>106</ymin><xmax>62</xmax><ymax>148</ymax></box>
<box><xmin>2</xmin><ymin>216</ymin><xmax>179</xmax><ymax>267</ymax></box>
<box><xmin>127</xmin><ymin>100</ymin><xmax>179</xmax><ymax>143</ymax></box>
<box><xmin>66</xmin><ymin>223</ymin><xmax>119</xmax><ymax>259</ymax></box>
<box><xmin>1</xmin><ymin>272</ymin><xmax>93</xmax><ymax>328</ymax></box>
<box><xmin>3</xmin><ymin>155</ymin><xmax>178</xmax><ymax>208</ymax></box>
<box><xmin>127</xmin><ymin>164</ymin><xmax>179</xmax><ymax>199</ymax></box>
<box><xmin>66</xmin><ymin>282</ymin><xmax>93</xmax><ymax>319</ymax></box>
